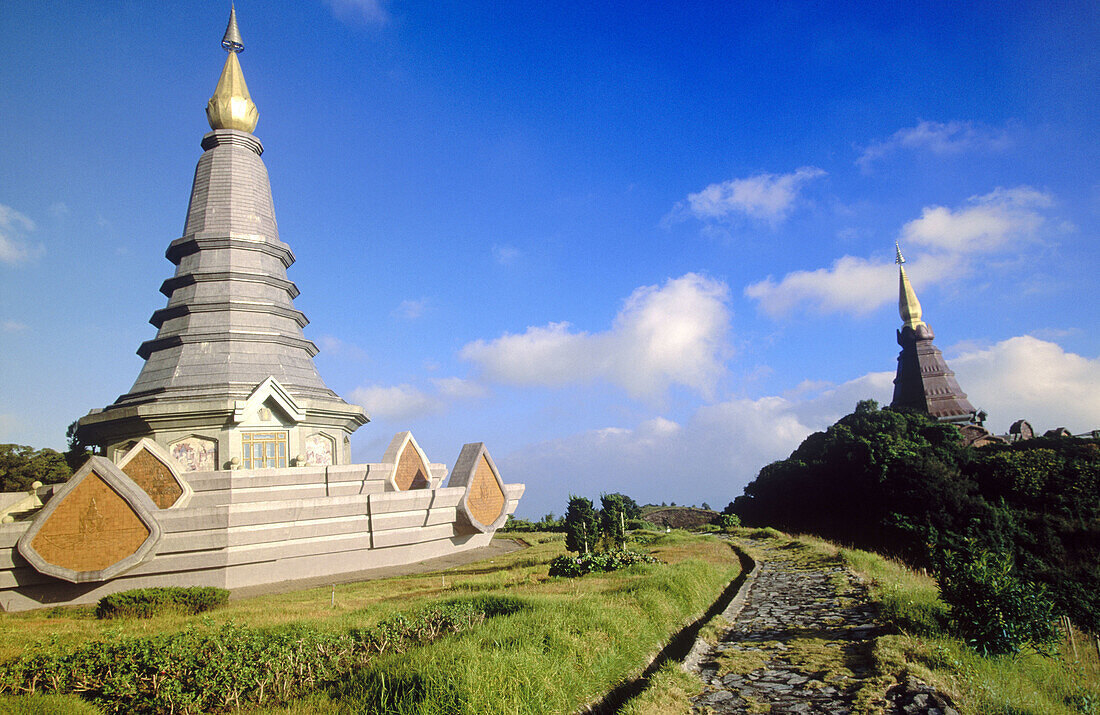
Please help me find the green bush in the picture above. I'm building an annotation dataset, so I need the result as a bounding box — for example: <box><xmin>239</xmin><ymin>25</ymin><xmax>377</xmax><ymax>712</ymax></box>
<box><xmin>95</xmin><ymin>587</ymin><xmax>229</xmax><ymax>619</ymax></box>
<box><xmin>713</xmin><ymin>513</ymin><xmax>740</xmax><ymax>531</ymax></box>
<box><xmin>934</xmin><ymin>546</ymin><xmax>1059</xmax><ymax>656</ymax></box>
<box><xmin>0</xmin><ymin>596</ymin><xmax>524</xmax><ymax>713</ymax></box>
<box><xmin>548</xmin><ymin>549</ymin><xmax>661</xmax><ymax>577</ymax></box>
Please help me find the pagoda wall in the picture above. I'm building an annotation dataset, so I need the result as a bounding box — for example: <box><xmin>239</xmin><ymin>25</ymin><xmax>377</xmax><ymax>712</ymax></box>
<box><xmin>0</xmin><ymin>464</ymin><xmax>524</xmax><ymax>612</ymax></box>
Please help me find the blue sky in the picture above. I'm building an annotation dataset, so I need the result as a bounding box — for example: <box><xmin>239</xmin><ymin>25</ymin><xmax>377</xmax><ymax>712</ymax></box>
<box><xmin>1</xmin><ymin>1</ymin><xmax>1098</xmax><ymax>517</ymax></box>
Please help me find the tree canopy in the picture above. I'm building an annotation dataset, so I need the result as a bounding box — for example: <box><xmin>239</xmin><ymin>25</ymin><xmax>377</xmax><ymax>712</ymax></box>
<box><xmin>731</xmin><ymin>400</ymin><xmax>1100</xmax><ymax>631</ymax></box>
<box><xmin>0</xmin><ymin>444</ymin><xmax>72</xmax><ymax>493</ymax></box>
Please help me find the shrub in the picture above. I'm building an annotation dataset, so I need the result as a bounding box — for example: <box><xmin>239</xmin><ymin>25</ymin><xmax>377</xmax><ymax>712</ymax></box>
<box><xmin>934</xmin><ymin>546</ymin><xmax>1059</xmax><ymax>656</ymax></box>
<box><xmin>713</xmin><ymin>513</ymin><xmax>740</xmax><ymax>531</ymax></box>
<box><xmin>564</xmin><ymin>496</ymin><xmax>598</xmax><ymax>554</ymax></box>
<box><xmin>95</xmin><ymin>587</ymin><xmax>229</xmax><ymax>619</ymax></box>
<box><xmin>548</xmin><ymin>550</ymin><xmax>661</xmax><ymax>578</ymax></box>
<box><xmin>0</xmin><ymin>596</ymin><xmax>524</xmax><ymax>713</ymax></box>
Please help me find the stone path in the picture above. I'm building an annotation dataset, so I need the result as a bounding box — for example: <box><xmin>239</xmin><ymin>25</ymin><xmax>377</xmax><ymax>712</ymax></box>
<box><xmin>686</xmin><ymin>538</ymin><xmax>952</xmax><ymax>715</ymax></box>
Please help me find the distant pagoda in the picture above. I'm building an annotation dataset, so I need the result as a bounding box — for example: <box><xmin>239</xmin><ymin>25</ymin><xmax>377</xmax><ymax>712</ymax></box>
<box><xmin>889</xmin><ymin>244</ymin><xmax>977</xmax><ymax>423</ymax></box>
<box><xmin>78</xmin><ymin>7</ymin><xmax>368</xmax><ymax>469</ymax></box>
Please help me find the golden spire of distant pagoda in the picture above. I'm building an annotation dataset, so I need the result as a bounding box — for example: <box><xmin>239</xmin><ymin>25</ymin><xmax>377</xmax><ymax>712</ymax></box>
<box><xmin>895</xmin><ymin>242</ymin><xmax>925</xmax><ymax>330</ymax></box>
<box><xmin>206</xmin><ymin>5</ymin><xmax>259</xmax><ymax>133</ymax></box>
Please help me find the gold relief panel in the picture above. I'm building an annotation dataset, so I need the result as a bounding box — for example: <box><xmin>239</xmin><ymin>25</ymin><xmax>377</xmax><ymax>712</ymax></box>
<box><xmin>30</xmin><ymin>472</ymin><xmax>150</xmax><ymax>573</ymax></box>
<box><xmin>467</xmin><ymin>454</ymin><xmax>506</xmax><ymax>527</ymax></box>
<box><xmin>395</xmin><ymin>441</ymin><xmax>430</xmax><ymax>490</ymax></box>
<box><xmin>450</xmin><ymin>443</ymin><xmax>510</xmax><ymax>534</ymax></box>
<box><xmin>18</xmin><ymin>456</ymin><xmax>163</xmax><ymax>583</ymax></box>
<box><xmin>380</xmin><ymin>432</ymin><xmax>434</xmax><ymax>492</ymax></box>
<box><xmin>121</xmin><ymin>450</ymin><xmax>184</xmax><ymax>509</ymax></box>
<box><xmin>117</xmin><ymin>439</ymin><xmax>192</xmax><ymax>509</ymax></box>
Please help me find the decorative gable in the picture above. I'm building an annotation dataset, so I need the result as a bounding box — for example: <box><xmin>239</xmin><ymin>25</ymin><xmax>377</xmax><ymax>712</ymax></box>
<box><xmin>232</xmin><ymin>376</ymin><xmax>304</xmax><ymax>425</ymax></box>
<box><xmin>18</xmin><ymin>457</ymin><xmax>162</xmax><ymax>583</ymax></box>
<box><xmin>117</xmin><ymin>439</ymin><xmax>193</xmax><ymax>509</ymax></box>
<box><xmin>449</xmin><ymin>442</ymin><xmax>508</xmax><ymax>533</ymax></box>
<box><xmin>380</xmin><ymin>431</ymin><xmax>432</xmax><ymax>491</ymax></box>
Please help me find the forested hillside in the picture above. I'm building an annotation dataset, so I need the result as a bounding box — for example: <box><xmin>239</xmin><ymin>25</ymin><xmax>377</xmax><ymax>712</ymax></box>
<box><xmin>730</xmin><ymin>400</ymin><xmax>1100</xmax><ymax>631</ymax></box>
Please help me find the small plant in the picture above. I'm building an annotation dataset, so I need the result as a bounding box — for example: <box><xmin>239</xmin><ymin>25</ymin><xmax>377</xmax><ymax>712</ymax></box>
<box><xmin>933</xmin><ymin>545</ymin><xmax>1059</xmax><ymax>656</ymax></box>
<box><xmin>548</xmin><ymin>549</ymin><xmax>661</xmax><ymax>577</ymax></box>
<box><xmin>95</xmin><ymin>586</ymin><xmax>229</xmax><ymax>619</ymax></box>
<box><xmin>714</xmin><ymin>513</ymin><xmax>741</xmax><ymax>532</ymax></box>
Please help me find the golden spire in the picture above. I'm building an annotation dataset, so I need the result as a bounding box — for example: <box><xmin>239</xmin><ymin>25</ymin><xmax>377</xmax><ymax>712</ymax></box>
<box><xmin>895</xmin><ymin>242</ymin><xmax>925</xmax><ymax>330</ymax></box>
<box><xmin>206</xmin><ymin>6</ymin><xmax>258</xmax><ymax>133</ymax></box>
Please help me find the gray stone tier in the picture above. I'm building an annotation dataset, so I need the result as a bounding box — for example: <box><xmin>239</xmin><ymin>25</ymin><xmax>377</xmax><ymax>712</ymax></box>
<box><xmin>115</xmin><ymin>128</ymin><xmax>337</xmax><ymax>406</ymax></box>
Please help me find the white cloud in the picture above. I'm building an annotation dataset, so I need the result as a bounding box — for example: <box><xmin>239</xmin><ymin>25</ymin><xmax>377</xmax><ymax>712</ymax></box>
<box><xmin>48</xmin><ymin>202</ymin><xmax>69</xmax><ymax>218</ymax></box>
<box><xmin>394</xmin><ymin>298</ymin><xmax>428</xmax><ymax>320</ymax></box>
<box><xmin>460</xmin><ymin>273</ymin><xmax>730</xmax><ymax>399</ymax></box>
<box><xmin>669</xmin><ymin>167</ymin><xmax>826</xmax><ymax>226</ymax></box>
<box><xmin>498</xmin><ymin>371</ymin><xmax>894</xmax><ymax>516</ymax></box>
<box><xmin>0</xmin><ymin>204</ymin><xmax>42</xmax><ymax>266</ymax></box>
<box><xmin>745</xmin><ymin>252</ymin><xmax>964</xmax><ymax>317</ymax></box>
<box><xmin>493</xmin><ymin>245</ymin><xmax>520</xmax><ymax>265</ymax></box>
<box><xmin>322</xmin><ymin>0</ymin><xmax>390</xmax><ymax>26</ymax></box>
<box><xmin>431</xmin><ymin>377</ymin><xmax>488</xmax><ymax>400</ymax></box>
<box><xmin>746</xmin><ymin>186</ymin><xmax>1054</xmax><ymax>318</ymax></box>
<box><xmin>2</xmin><ymin>320</ymin><xmax>27</xmax><ymax>332</ymax></box>
<box><xmin>317</xmin><ymin>334</ymin><xmax>369</xmax><ymax>362</ymax></box>
<box><xmin>951</xmin><ymin>336</ymin><xmax>1100</xmax><ymax>434</ymax></box>
<box><xmin>349</xmin><ymin>383</ymin><xmax>441</xmax><ymax>421</ymax></box>
<box><xmin>502</xmin><ymin>334</ymin><xmax>1100</xmax><ymax>517</ymax></box>
<box><xmin>900</xmin><ymin>187</ymin><xmax>1051</xmax><ymax>254</ymax></box>
<box><xmin>349</xmin><ymin>377</ymin><xmax>488</xmax><ymax>422</ymax></box>
<box><xmin>857</xmin><ymin>119</ymin><xmax>1012</xmax><ymax>170</ymax></box>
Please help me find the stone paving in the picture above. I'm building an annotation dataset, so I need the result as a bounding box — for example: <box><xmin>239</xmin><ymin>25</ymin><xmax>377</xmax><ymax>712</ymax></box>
<box><xmin>686</xmin><ymin>539</ymin><xmax>956</xmax><ymax>715</ymax></box>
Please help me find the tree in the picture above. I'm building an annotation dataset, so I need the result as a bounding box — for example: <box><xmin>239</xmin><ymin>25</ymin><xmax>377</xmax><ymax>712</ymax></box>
<box><xmin>701</xmin><ymin>502</ymin><xmax>712</xmax><ymax>511</ymax></box>
<box><xmin>601</xmin><ymin>492</ymin><xmax>641</xmax><ymax>519</ymax></box>
<box><xmin>65</xmin><ymin>420</ymin><xmax>92</xmax><ymax>471</ymax></box>
<box><xmin>564</xmin><ymin>496</ymin><xmax>598</xmax><ymax>554</ymax></box>
<box><xmin>730</xmin><ymin>400</ymin><xmax>1100</xmax><ymax>633</ymax></box>
<box><xmin>934</xmin><ymin>544</ymin><xmax>1058</xmax><ymax>656</ymax></box>
<box><xmin>599</xmin><ymin>493</ymin><xmax>626</xmax><ymax>549</ymax></box>
<box><xmin>0</xmin><ymin>444</ymin><xmax>71</xmax><ymax>492</ymax></box>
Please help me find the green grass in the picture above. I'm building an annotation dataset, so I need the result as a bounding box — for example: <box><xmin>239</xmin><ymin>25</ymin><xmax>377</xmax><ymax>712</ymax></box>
<box><xmin>0</xmin><ymin>531</ymin><xmax>740</xmax><ymax>715</ymax></box>
<box><xmin>621</xmin><ymin>529</ymin><xmax>1100</xmax><ymax>715</ymax></box>
<box><xmin>783</xmin><ymin>532</ymin><xmax>1100</xmax><ymax>715</ymax></box>
<box><xmin>618</xmin><ymin>662</ymin><xmax>702</xmax><ymax>715</ymax></box>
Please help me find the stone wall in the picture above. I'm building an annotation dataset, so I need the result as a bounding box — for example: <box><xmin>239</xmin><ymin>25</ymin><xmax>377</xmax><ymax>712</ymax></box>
<box><xmin>0</xmin><ymin>456</ymin><xmax>523</xmax><ymax>612</ymax></box>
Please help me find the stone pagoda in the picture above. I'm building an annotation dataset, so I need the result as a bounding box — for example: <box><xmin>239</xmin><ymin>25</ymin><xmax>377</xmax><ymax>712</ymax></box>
<box><xmin>889</xmin><ymin>244</ymin><xmax>977</xmax><ymax>423</ymax></box>
<box><xmin>1</xmin><ymin>9</ymin><xmax>523</xmax><ymax>612</ymax></box>
<box><xmin>78</xmin><ymin>8</ymin><xmax>368</xmax><ymax>470</ymax></box>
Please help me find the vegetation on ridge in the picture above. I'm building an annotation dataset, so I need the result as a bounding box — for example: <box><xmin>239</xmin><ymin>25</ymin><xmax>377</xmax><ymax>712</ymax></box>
<box><xmin>730</xmin><ymin>400</ymin><xmax>1100</xmax><ymax>638</ymax></box>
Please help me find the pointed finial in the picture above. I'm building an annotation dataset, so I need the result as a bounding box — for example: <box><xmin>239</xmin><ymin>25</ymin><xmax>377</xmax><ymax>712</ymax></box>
<box><xmin>222</xmin><ymin>5</ymin><xmax>244</xmax><ymax>53</ymax></box>
<box><xmin>207</xmin><ymin>6</ymin><xmax>258</xmax><ymax>132</ymax></box>
<box><xmin>895</xmin><ymin>242</ymin><xmax>925</xmax><ymax>330</ymax></box>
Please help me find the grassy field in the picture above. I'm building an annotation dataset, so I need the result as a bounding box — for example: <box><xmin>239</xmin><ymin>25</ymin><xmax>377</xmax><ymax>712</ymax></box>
<box><xmin>622</xmin><ymin>529</ymin><xmax>1100</xmax><ymax>715</ymax></box>
<box><xmin>0</xmin><ymin>531</ymin><xmax>740</xmax><ymax>714</ymax></box>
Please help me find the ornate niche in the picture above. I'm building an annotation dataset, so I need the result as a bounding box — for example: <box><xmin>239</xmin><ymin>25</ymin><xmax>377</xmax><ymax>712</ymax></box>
<box><xmin>303</xmin><ymin>432</ymin><xmax>335</xmax><ymax>466</ymax></box>
<box><xmin>380</xmin><ymin>431</ymin><xmax>432</xmax><ymax>490</ymax></box>
<box><xmin>449</xmin><ymin>442</ymin><xmax>508</xmax><ymax>533</ymax></box>
<box><xmin>169</xmin><ymin>435</ymin><xmax>218</xmax><ymax>473</ymax></box>
<box><xmin>18</xmin><ymin>457</ymin><xmax>162</xmax><ymax>583</ymax></box>
<box><xmin>117</xmin><ymin>439</ymin><xmax>193</xmax><ymax>509</ymax></box>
